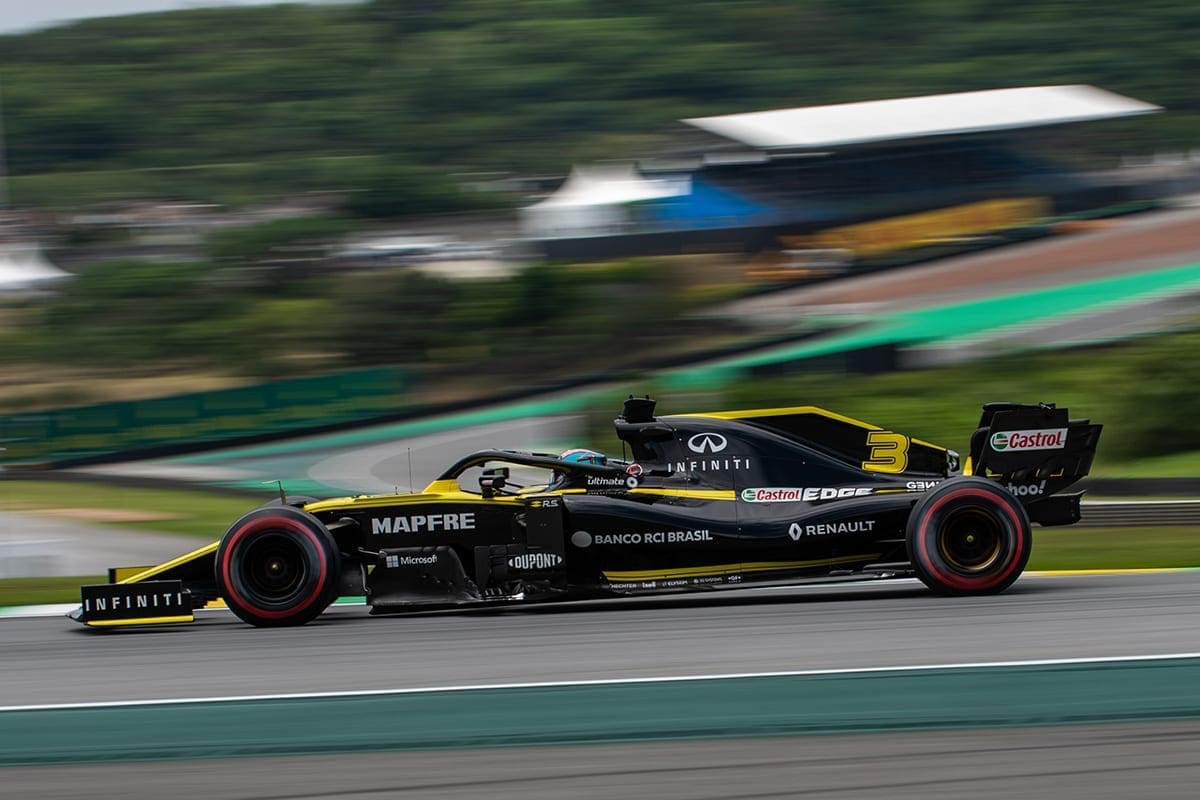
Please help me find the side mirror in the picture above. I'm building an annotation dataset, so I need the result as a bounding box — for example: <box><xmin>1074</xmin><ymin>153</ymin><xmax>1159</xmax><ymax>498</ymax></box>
<box><xmin>479</xmin><ymin>466</ymin><xmax>509</xmax><ymax>499</ymax></box>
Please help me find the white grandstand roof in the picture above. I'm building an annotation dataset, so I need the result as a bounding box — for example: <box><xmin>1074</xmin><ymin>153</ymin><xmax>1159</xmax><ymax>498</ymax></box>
<box><xmin>682</xmin><ymin>85</ymin><xmax>1162</xmax><ymax>151</ymax></box>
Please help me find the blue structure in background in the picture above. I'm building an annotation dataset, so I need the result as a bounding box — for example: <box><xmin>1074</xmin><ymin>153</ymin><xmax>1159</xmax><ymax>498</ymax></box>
<box><xmin>638</xmin><ymin>177</ymin><xmax>781</xmax><ymax>231</ymax></box>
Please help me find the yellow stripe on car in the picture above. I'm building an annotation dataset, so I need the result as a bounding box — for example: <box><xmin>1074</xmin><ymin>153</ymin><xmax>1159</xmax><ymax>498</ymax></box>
<box><xmin>85</xmin><ymin>615</ymin><xmax>194</xmax><ymax>627</ymax></box>
<box><xmin>119</xmin><ymin>541</ymin><xmax>219</xmax><ymax>584</ymax></box>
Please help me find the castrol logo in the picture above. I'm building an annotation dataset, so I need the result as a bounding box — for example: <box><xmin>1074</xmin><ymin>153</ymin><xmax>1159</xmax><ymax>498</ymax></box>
<box><xmin>990</xmin><ymin>429</ymin><xmax>1066</xmax><ymax>452</ymax></box>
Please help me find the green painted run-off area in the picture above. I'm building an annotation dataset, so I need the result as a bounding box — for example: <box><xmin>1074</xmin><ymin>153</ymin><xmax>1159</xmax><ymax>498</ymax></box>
<box><xmin>4</xmin><ymin>658</ymin><xmax>1200</xmax><ymax>765</ymax></box>
<box><xmin>665</xmin><ymin>260</ymin><xmax>1200</xmax><ymax>388</ymax></box>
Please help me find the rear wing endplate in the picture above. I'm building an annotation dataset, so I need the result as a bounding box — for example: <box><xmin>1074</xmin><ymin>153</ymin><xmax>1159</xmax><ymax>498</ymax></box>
<box><xmin>968</xmin><ymin>402</ymin><xmax>1102</xmax><ymax>494</ymax></box>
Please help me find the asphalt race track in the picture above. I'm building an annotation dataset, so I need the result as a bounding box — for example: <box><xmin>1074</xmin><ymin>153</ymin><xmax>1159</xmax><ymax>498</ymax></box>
<box><xmin>7</xmin><ymin>723</ymin><xmax>1200</xmax><ymax>800</ymax></box>
<box><xmin>0</xmin><ymin>572</ymin><xmax>1197</xmax><ymax>706</ymax></box>
<box><xmin>3</xmin><ymin>571</ymin><xmax>1200</xmax><ymax>797</ymax></box>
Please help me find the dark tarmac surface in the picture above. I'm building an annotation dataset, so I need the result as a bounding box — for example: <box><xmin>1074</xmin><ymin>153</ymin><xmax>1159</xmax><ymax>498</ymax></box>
<box><xmin>5</xmin><ymin>722</ymin><xmax>1200</xmax><ymax>799</ymax></box>
<box><xmin>3</xmin><ymin>572</ymin><xmax>1199</xmax><ymax>707</ymax></box>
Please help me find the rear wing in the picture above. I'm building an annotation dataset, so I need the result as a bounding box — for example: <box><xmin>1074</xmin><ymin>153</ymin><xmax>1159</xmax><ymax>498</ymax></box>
<box><xmin>967</xmin><ymin>402</ymin><xmax>1102</xmax><ymax>526</ymax></box>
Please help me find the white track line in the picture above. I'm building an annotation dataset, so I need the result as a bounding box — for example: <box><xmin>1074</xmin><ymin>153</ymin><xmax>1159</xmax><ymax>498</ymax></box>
<box><xmin>4</xmin><ymin>652</ymin><xmax>1200</xmax><ymax>713</ymax></box>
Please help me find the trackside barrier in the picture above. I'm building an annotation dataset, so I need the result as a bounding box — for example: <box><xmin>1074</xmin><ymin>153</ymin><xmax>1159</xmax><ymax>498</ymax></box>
<box><xmin>0</xmin><ymin>367</ymin><xmax>410</xmax><ymax>467</ymax></box>
<box><xmin>1079</xmin><ymin>501</ymin><xmax>1200</xmax><ymax>527</ymax></box>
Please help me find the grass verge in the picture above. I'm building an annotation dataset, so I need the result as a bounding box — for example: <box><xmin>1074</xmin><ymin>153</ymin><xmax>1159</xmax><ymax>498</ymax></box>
<box><xmin>0</xmin><ymin>481</ymin><xmax>263</xmax><ymax>538</ymax></box>
<box><xmin>1030</xmin><ymin>526</ymin><xmax>1200</xmax><ymax>571</ymax></box>
<box><xmin>0</xmin><ymin>576</ymin><xmax>105</xmax><ymax>607</ymax></box>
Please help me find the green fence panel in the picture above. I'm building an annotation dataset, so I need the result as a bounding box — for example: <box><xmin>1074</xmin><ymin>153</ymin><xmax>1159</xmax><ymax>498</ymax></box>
<box><xmin>0</xmin><ymin>367</ymin><xmax>411</xmax><ymax>465</ymax></box>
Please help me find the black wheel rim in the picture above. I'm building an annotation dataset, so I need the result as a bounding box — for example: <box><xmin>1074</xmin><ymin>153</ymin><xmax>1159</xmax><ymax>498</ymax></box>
<box><xmin>938</xmin><ymin>508</ymin><xmax>1003</xmax><ymax>572</ymax></box>
<box><xmin>239</xmin><ymin>532</ymin><xmax>309</xmax><ymax>606</ymax></box>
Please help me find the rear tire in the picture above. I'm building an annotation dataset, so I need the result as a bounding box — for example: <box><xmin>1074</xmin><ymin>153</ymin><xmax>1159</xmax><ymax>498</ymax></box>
<box><xmin>216</xmin><ymin>506</ymin><xmax>340</xmax><ymax>627</ymax></box>
<box><xmin>906</xmin><ymin>477</ymin><xmax>1031</xmax><ymax>595</ymax></box>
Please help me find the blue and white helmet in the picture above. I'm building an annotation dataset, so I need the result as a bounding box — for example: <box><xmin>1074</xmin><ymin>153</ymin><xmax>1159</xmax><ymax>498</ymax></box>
<box><xmin>559</xmin><ymin>448</ymin><xmax>607</xmax><ymax>466</ymax></box>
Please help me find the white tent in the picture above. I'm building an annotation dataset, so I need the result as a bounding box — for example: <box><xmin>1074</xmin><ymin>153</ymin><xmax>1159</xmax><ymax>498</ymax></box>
<box><xmin>521</xmin><ymin>165</ymin><xmax>689</xmax><ymax>239</ymax></box>
<box><xmin>0</xmin><ymin>243</ymin><xmax>72</xmax><ymax>294</ymax></box>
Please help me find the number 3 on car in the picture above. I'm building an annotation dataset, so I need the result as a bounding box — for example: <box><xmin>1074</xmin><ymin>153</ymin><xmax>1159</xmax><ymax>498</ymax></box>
<box><xmin>862</xmin><ymin>430</ymin><xmax>910</xmax><ymax>473</ymax></box>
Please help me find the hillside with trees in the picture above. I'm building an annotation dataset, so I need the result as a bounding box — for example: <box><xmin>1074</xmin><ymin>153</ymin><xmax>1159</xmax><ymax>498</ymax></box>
<box><xmin>0</xmin><ymin>2</ymin><xmax>1198</xmax><ymax>470</ymax></box>
<box><xmin>0</xmin><ymin>0</ymin><xmax>1195</xmax><ymax>208</ymax></box>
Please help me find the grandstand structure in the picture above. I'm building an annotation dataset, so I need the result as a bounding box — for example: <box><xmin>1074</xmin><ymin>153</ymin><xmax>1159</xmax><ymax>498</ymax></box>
<box><xmin>522</xmin><ymin>85</ymin><xmax>1162</xmax><ymax>262</ymax></box>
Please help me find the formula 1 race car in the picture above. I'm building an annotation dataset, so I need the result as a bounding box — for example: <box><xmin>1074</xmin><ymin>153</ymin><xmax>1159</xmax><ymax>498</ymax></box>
<box><xmin>73</xmin><ymin>397</ymin><xmax>1101</xmax><ymax>628</ymax></box>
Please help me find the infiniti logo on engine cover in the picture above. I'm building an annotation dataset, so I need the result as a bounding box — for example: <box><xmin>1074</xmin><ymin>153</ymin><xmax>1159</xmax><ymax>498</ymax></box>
<box><xmin>687</xmin><ymin>433</ymin><xmax>728</xmax><ymax>454</ymax></box>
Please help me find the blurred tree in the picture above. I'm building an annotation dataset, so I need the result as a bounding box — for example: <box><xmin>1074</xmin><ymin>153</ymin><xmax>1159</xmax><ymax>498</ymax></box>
<box><xmin>340</xmin><ymin>164</ymin><xmax>485</xmax><ymax>218</ymax></box>
<box><xmin>328</xmin><ymin>269</ymin><xmax>462</xmax><ymax>364</ymax></box>
<box><xmin>1111</xmin><ymin>332</ymin><xmax>1200</xmax><ymax>459</ymax></box>
<box><xmin>0</xmin><ymin>0</ymin><xmax>1193</xmax><ymax>207</ymax></box>
<box><xmin>206</xmin><ymin>216</ymin><xmax>357</xmax><ymax>265</ymax></box>
<box><xmin>39</xmin><ymin>260</ymin><xmax>244</xmax><ymax>365</ymax></box>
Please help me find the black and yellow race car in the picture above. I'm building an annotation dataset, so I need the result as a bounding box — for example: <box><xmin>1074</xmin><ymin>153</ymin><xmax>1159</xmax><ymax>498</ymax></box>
<box><xmin>72</xmin><ymin>396</ymin><xmax>1101</xmax><ymax>628</ymax></box>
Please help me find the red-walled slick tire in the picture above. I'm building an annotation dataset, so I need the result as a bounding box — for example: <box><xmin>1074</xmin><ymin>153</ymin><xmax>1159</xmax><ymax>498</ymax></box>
<box><xmin>906</xmin><ymin>477</ymin><xmax>1032</xmax><ymax>596</ymax></box>
<box><xmin>216</xmin><ymin>506</ymin><xmax>340</xmax><ymax>627</ymax></box>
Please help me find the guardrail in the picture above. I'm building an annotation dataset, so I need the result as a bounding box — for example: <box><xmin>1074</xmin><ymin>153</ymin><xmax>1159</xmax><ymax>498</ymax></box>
<box><xmin>1080</xmin><ymin>500</ymin><xmax>1200</xmax><ymax>527</ymax></box>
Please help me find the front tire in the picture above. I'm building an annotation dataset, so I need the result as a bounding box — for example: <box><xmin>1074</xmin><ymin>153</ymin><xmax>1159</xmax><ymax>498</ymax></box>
<box><xmin>906</xmin><ymin>477</ymin><xmax>1031</xmax><ymax>595</ymax></box>
<box><xmin>216</xmin><ymin>506</ymin><xmax>340</xmax><ymax>627</ymax></box>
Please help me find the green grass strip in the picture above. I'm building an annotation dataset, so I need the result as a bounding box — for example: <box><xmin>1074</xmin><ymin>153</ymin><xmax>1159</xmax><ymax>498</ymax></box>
<box><xmin>0</xmin><ymin>576</ymin><xmax>105</xmax><ymax>607</ymax></box>
<box><xmin>0</xmin><ymin>481</ymin><xmax>258</xmax><ymax>538</ymax></box>
<box><xmin>1031</xmin><ymin>527</ymin><xmax>1200</xmax><ymax>571</ymax></box>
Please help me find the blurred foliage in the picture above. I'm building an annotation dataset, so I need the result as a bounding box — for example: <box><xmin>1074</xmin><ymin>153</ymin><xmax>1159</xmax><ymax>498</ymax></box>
<box><xmin>327</xmin><ymin>269</ymin><xmax>464</xmax><ymax>364</ymax></box>
<box><xmin>330</xmin><ymin>258</ymin><xmax>700</xmax><ymax>371</ymax></box>
<box><xmin>0</xmin><ymin>0</ymin><xmax>1195</xmax><ymax>208</ymax></box>
<box><xmin>340</xmin><ymin>163</ymin><xmax>505</xmax><ymax>218</ymax></box>
<box><xmin>5</xmin><ymin>255</ymin><xmax>729</xmax><ymax>378</ymax></box>
<box><xmin>38</xmin><ymin>259</ymin><xmax>242</xmax><ymax>363</ymax></box>
<box><xmin>23</xmin><ymin>257</ymin><xmax>335</xmax><ymax>374</ymax></box>
<box><xmin>206</xmin><ymin>215</ymin><xmax>356</xmax><ymax>263</ymax></box>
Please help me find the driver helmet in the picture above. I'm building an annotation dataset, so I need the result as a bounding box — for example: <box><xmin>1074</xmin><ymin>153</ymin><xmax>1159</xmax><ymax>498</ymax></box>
<box><xmin>559</xmin><ymin>448</ymin><xmax>607</xmax><ymax>466</ymax></box>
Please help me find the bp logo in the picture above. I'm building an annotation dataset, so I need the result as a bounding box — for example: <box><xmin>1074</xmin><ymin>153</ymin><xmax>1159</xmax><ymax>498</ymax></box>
<box><xmin>990</xmin><ymin>432</ymin><xmax>1009</xmax><ymax>451</ymax></box>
